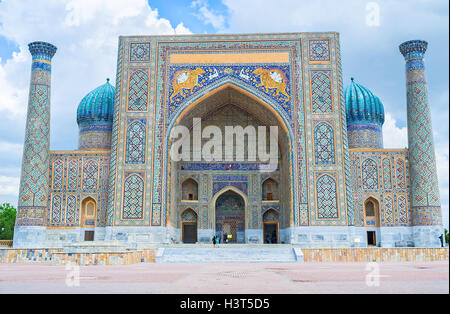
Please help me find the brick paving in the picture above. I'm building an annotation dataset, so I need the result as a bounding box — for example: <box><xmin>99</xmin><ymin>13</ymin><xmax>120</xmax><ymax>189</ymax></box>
<box><xmin>0</xmin><ymin>261</ymin><xmax>448</xmax><ymax>294</ymax></box>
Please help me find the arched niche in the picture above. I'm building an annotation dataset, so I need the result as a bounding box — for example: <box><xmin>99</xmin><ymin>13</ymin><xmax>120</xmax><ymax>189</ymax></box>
<box><xmin>263</xmin><ymin>209</ymin><xmax>279</xmax><ymax>244</ymax></box>
<box><xmin>181</xmin><ymin>178</ymin><xmax>199</xmax><ymax>201</ymax></box>
<box><xmin>262</xmin><ymin>178</ymin><xmax>279</xmax><ymax>201</ymax></box>
<box><xmin>165</xmin><ymin>83</ymin><xmax>294</xmax><ymax>233</ymax></box>
<box><xmin>181</xmin><ymin>208</ymin><xmax>198</xmax><ymax>243</ymax></box>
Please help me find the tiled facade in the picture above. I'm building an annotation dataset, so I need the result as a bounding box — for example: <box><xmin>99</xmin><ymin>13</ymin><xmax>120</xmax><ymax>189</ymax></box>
<box><xmin>13</xmin><ymin>34</ymin><xmax>444</xmax><ymax>249</ymax></box>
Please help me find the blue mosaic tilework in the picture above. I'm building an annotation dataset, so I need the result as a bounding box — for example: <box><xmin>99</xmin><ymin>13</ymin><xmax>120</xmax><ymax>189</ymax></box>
<box><xmin>313</xmin><ymin>121</ymin><xmax>335</xmax><ymax>165</ymax></box>
<box><xmin>167</xmin><ymin>64</ymin><xmax>292</xmax><ymax>120</ymax></box>
<box><xmin>46</xmin><ymin>152</ymin><xmax>110</xmax><ymax>227</ymax></box>
<box><xmin>308</xmin><ymin>39</ymin><xmax>330</xmax><ymax>62</ymax></box>
<box><xmin>125</xmin><ymin>118</ymin><xmax>147</xmax><ymax>164</ymax></box>
<box><xmin>349</xmin><ymin>150</ymin><xmax>411</xmax><ymax>227</ymax></box>
<box><xmin>181</xmin><ymin>162</ymin><xmax>279</xmax><ymax>171</ymax></box>
<box><xmin>16</xmin><ymin>42</ymin><xmax>56</xmax><ymax>227</ymax></box>
<box><xmin>130</xmin><ymin>42</ymin><xmax>151</xmax><ymax>62</ymax></box>
<box><xmin>122</xmin><ymin>172</ymin><xmax>145</xmax><ymax>220</ymax></box>
<box><xmin>400</xmin><ymin>40</ymin><xmax>442</xmax><ymax>226</ymax></box>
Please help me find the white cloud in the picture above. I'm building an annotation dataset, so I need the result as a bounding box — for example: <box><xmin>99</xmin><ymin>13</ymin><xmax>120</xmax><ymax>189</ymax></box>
<box><xmin>382</xmin><ymin>113</ymin><xmax>408</xmax><ymax>149</ymax></box>
<box><xmin>0</xmin><ymin>0</ymin><xmax>191</xmax><ymax>205</ymax></box>
<box><xmin>0</xmin><ymin>141</ymin><xmax>22</xmax><ymax>157</ymax></box>
<box><xmin>435</xmin><ymin>141</ymin><xmax>449</xmax><ymax>228</ymax></box>
<box><xmin>0</xmin><ymin>176</ymin><xmax>19</xmax><ymax>196</ymax></box>
<box><xmin>191</xmin><ymin>0</ymin><xmax>226</xmax><ymax>31</ymax></box>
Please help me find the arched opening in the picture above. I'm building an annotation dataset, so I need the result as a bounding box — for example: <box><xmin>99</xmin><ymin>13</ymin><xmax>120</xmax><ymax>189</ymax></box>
<box><xmin>81</xmin><ymin>197</ymin><xmax>97</xmax><ymax>241</ymax></box>
<box><xmin>214</xmin><ymin>189</ymin><xmax>246</xmax><ymax>243</ymax></box>
<box><xmin>165</xmin><ymin>83</ymin><xmax>294</xmax><ymax>243</ymax></box>
<box><xmin>181</xmin><ymin>208</ymin><xmax>198</xmax><ymax>243</ymax></box>
<box><xmin>263</xmin><ymin>209</ymin><xmax>279</xmax><ymax>244</ymax></box>
<box><xmin>262</xmin><ymin>178</ymin><xmax>279</xmax><ymax>201</ymax></box>
<box><xmin>364</xmin><ymin>197</ymin><xmax>381</xmax><ymax>246</ymax></box>
<box><xmin>181</xmin><ymin>178</ymin><xmax>198</xmax><ymax>201</ymax></box>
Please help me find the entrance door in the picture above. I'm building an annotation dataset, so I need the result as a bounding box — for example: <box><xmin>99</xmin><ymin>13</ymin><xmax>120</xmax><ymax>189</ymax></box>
<box><xmin>367</xmin><ymin>231</ymin><xmax>376</xmax><ymax>246</ymax></box>
<box><xmin>183</xmin><ymin>223</ymin><xmax>197</xmax><ymax>243</ymax></box>
<box><xmin>215</xmin><ymin>190</ymin><xmax>245</xmax><ymax>243</ymax></box>
<box><xmin>263</xmin><ymin>223</ymin><xmax>278</xmax><ymax>244</ymax></box>
<box><xmin>84</xmin><ymin>231</ymin><xmax>94</xmax><ymax>241</ymax></box>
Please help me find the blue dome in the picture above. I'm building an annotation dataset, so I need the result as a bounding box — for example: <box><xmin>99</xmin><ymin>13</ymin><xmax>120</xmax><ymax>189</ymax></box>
<box><xmin>345</xmin><ymin>78</ymin><xmax>385</xmax><ymax>126</ymax></box>
<box><xmin>77</xmin><ymin>79</ymin><xmax>115</xmax><ymax>127</ymax></box>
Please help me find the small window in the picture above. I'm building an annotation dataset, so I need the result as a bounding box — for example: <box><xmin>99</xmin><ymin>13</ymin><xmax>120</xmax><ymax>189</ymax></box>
<box><xmin>366</xmin><ymin>201</ymin><xmax>375</xmax><ymax>217</ymax></box>
<box><xmin>86</xmin><ymin>201</ymin><xmax>95</xmax><ymax>217</ymax></box>
<box><xmin>267</xmin><ymin>193</ymin><xmax>273</xmax><ymax>201</ymax></box>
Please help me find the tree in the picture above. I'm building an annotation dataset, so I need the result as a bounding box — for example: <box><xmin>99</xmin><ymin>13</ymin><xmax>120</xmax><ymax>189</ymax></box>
<box><xmin>0</xmin><ymin>203</ymin><xmax>16</xmax><ymax>240</ymax></box>
<box><xmin>445</xmin><ymin>229</ymin><xmax>449</xmax><ymax>245</ymax></box>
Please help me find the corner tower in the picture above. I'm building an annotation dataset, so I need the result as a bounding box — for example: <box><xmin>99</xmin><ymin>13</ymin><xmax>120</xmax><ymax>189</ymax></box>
<box><xmin>345</xmin><ymin>78</ymin><xmax>385</xmax><ymax>149</ymax></box>
<box><xmin>14</xmin><ymin>41</ymin><xmax>57</xmax><ymax>248</ymax></box>
<box><xmin>399</xmin><ymin>40</ymin><xmax>443</xmax><ymax>247</ymax></box>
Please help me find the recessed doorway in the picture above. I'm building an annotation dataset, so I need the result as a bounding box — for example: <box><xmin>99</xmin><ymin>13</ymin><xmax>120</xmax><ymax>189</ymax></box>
<box><xmin>367</xmin><ymin>231</ymin><xmax>376</xmax><ymax>246</ymax></box>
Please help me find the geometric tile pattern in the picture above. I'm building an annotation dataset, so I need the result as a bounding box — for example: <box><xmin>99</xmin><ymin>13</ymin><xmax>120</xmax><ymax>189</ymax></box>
<box><xmin>316</xmin><ymin>174</ymin><xmax>338</xmax><ymax>219</ymax></box>
<box><xmin>52</xmin><ymin>159</ymin><xmax>64</xmax><ymax>190</ymax></box>
<box><xmin>349</xmin><ymin>150</ymin><xmax>411</xmax><ymax>227</ymax></box>
<box><xmin>50</xmin><ymin>194</ymin><xmax>62</xmax><ymax>224</ymax></box>
<box><xmin>67</xmin><ymin>159</ymin><xmax>79</xmax><ymax>190</ymax></box>
<box><xmin>347</xmin><ymin>125</ymin><xmax>383</xmax><ymax>149</ymax></box>
<box><xmin>383</xmin><ymin>196</ymin><xmax>395</xmax><ymax>225</ymax></box>
<box><xmin>46</xmin><ymin>152</ymin><xmax>110</xmax><ymax>227</ymax></box>
<box><xmin>395</xmin><ymin>158</ymin><xmax>406</xmax><ymax>189</ymax></box>
<box><xmin>314</xmin><ymin>121</ymin><xmax>335</xmax><ymax>165</ymax></box>
<box><xmin>400</xmin><ymin>40</ymin><xmax>442</xmax><ymax>226</ymax></box>
<box><xmin>16</xmin><ymin>41</ymin><xmax>56</xmax><ymax>227</ymax></box>
<box><xmin>397</xmin><ymin>195</ymin><xmax>408</xmax><ymax>225</ymax></box>
<box><xmin>362</xmin><ymin>158</ymin><xmax>378</xmax><ymax>190</ymax></box>
<box><xmin>309</xmin><ymin>39</ymin><xmax>330</xmax><ymax>62</ymax></box>
<box><xmin>181</xmin><ymin>209</ymin><xmax>197</xmax><ymax>222</ymax></box>
<box><xmin>382</xmin><ymin>158</ymin><xmax>392</xmax><ymax>190</ymax></box>
<box><xmin>130</xmin><ymin>43</ymin><xmax>151</xmax><ymax>62</ymax></box>
<box><xmin>125</xmin><ymin>119</ymin><xmax>146</xmax><ymax>164</ymax></box>
<box><xmin>122</xmin><ymin>172</ymin><xmax>145</xmax><ymax>220</ymax></box>
<box><xmin>82</xmin><ymin>159</ymin><xmax>99</xmax><ymax>190</ymax></box>
<box><xmin>311</xmin><ymin>71</ymin><xmax>332</xmax><ymax>113</ymax></box>
<box><xmin>128</xmin><ymin>69</ymin><xmax>149</xmax><ymax>111</ymax></box>
<box><xmin>65</xmin><ymin>194</ymin><xmax>78</xmax><ymax>225</ymax></box>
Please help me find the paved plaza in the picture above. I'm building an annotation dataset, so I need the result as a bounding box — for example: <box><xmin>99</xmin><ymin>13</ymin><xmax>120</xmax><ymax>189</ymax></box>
<box><xmin>0</xmin><ymin>261</ymin><xmax>448</xmax><ymax>294</ymax></box>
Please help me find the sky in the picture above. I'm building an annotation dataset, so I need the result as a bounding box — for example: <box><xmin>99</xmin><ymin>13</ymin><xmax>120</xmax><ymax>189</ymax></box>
<box><xmin>0</xmin><ymin>0</ymin><xmax>448</xmax><ymax>227</ymax></box>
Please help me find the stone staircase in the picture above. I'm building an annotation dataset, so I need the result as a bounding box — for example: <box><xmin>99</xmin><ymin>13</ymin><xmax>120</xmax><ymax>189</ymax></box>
<box><xmin>155</xmin><ymin>244</ymin><xmax>303</xmax><ymax>263</ymax></box>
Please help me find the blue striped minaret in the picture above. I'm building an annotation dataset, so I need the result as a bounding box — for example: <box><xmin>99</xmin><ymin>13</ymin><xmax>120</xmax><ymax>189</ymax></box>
<box><xmin>14</xmin><ymin>42</ymin><xmax>56</xmax><ymax>247</ymax></box>
<box><xmin>399</xmin><ymin>40</ymin><xmax>443</xmax><ymax>247</ymax></box>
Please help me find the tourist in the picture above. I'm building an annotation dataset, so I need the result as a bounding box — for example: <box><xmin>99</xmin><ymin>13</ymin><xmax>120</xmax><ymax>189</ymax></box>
<box><xmin>223</xmin><ymin>232</ymin><xmax>228</xmax><ymax>244</ymax></box>
<box><xmin>212</xmin><ymin>235</ymin><xmax>216</xmax><ymax>248</ymax></box>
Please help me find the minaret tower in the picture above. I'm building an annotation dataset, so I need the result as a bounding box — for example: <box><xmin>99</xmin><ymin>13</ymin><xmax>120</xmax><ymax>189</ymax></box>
<box><xmin>399</xmin><ymin>40</ymin><xmax>443</xmax><ymax>247</ymax></box>
<box><xmin>14</xmin><ymin>42</ymin><xmax>57</xmax><ymax>248</ymax></box>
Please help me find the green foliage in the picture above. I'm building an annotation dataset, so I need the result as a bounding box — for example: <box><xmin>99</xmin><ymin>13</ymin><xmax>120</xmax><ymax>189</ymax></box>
<box><xmin>445</xmin><ymin>229</ymin><xmax>449</xmax><ymax>245</ymax></box>
<box><xmin>0</xmin><ymin>203</ymin><xmax>16</xmax><ymax>240</ymax></box>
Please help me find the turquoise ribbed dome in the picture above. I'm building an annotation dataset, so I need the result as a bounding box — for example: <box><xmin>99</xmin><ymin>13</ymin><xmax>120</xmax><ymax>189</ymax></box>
<box><xmin>345</xmin><ymin>78</ymin><xmax>385</xmax><ymax>126</ymax></box>
<box><xmin>77</xmin><ymin>79</ymin><xmax>115</xmax><ymax>127</ymax></box>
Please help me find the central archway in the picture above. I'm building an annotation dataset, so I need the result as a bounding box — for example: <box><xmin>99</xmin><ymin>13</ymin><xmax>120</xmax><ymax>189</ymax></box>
<box><xmin>165</xmin><ymin>81</ymin><xmax>296</xmax><ymax>244</ymax></box>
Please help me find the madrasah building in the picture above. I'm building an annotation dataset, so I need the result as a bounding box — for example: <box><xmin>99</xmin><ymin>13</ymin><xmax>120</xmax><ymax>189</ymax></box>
<box><xmin>13</xmin><ymin>33</ymin><xmax>444</xmax><ymax>249</ymax></box>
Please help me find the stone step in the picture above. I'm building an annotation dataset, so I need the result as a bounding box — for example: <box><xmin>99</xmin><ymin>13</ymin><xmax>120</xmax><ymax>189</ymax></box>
<box><xmin>156</xmin><ymin>247</ymin><xmax>301</xmax><ymax>263</ymax></box>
